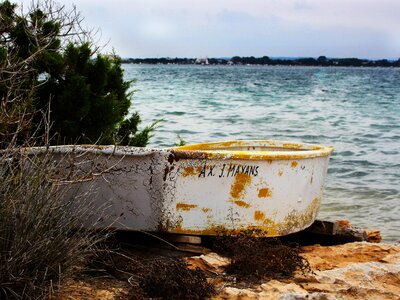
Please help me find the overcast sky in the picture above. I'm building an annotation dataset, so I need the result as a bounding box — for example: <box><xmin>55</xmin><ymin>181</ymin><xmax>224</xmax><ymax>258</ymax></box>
<box><xmin>19</xmin><ymin>0</ymin><xmax>400</xmax><ymax>59</ymax></box>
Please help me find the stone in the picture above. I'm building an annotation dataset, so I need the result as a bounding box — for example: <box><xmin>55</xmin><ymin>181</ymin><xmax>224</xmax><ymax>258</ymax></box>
<box><xmin>192</xmin><ymin>242</ymin><xmax>400</xmax><ymax>300</ymax></box>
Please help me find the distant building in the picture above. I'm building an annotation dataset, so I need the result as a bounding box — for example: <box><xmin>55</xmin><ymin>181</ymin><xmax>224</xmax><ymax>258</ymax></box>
<box><xmin>195</xmin><ymin>57</ymin><xmax>209</xmax><ymax>65</ymax></box>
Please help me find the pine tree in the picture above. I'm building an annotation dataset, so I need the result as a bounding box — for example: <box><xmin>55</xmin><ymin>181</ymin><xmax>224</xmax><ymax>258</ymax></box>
<box><xmin>0</xmin><ymin>0</ymin><xmax>153</xmax><ymax>147</ymax></box>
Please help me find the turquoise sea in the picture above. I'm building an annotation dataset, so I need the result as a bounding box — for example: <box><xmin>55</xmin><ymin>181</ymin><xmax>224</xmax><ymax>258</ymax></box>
<box><xmin>123</xmin><ymin>64</ymin><xmax>400</xmax><ymax>242</ymax></box>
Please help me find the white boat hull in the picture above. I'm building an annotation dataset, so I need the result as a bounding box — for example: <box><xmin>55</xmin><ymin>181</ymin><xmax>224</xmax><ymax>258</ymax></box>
<box><xmin>26</xmin><ymin>140</ymin><xmax>333</xmax><ymax>236</ymax></box>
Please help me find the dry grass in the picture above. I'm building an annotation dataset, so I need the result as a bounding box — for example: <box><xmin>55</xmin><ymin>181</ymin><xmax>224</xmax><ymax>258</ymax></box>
<box><xmin>0</xmin><ymin>148</ymin><xmax>109</xmax><ymax>299</ymax></box>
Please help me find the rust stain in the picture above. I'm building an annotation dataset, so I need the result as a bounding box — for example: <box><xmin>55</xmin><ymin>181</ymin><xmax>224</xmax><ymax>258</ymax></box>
<box><xmin>258</xmin><ymin>188</ymin><xmax>272</xmax><ymax>198</ymax></box>
<box><xmin>176</xmin><ymin>203</ymin><xmax>198</xmax><ymax>211</ymax></box>
<box><xmin>283</xmin><ymin>143</ymin><xmax>303</xmax><ymax>149</ymax></box>
<box><xmin>171</xmin><ymin>225</ymin><xmax>221</xmax><ymax>235</ymax></box>
<box><xmin>182</xmin><ymin>166</ymin><xmax>197</xmax><ymax>177</ymax></box>
<box><xmin>174</xmin><ymin>140</ymin><xmax>239</xmax><ymax>151</ymax></box>
<box><xmin>167</xmin><ymin>197</ymin><xmax>321</xmax><ymax>237</ymax></box>
<box><xmin>291</xmin><ymin>161</ymin><xmax>298</xmax><ymax>168</ymax></box>
<box><xmin>202</xmin><ymin>207</ymin><xmax>210</xmax><ymax>213</ymax></box>
<box><xmin>278</xmin><ymin>170</ymin><xmax>283</xmax><ymax>176</ymax></box>
<box><xmin>262</xmin><ymin>218</ymin><xmax>279</xmax><ymax>236</ymax></box>
<box><xmin>172</xmin><ymin>149</ymin><xmax>332</xmax><ymax>161</ymax></box>
<box><xmin>171</xmin><ymin>224</ymin><xmax>279</xmax><ymax>237</ymax></box>
<box><xmin>278</xmin><ymin>197</ymin><xmax>321</xmax><ymax>235</ymax></box>
<box><xmin>170</xmin><ymin>149</ymin><xmax>209</xmax><ymax>160</ymax></box>
<box><xmin>177</xmin><ymin>141</ymin><xmax>324</xmax><ymax>152</ymax></box>
<box><xmin>171</xmin><ymin>140</ymin><xmax>333</xmax><ymax>161</ymax></box>
<box><xmin>230</xmin><ymin>173</ymin><xmax>252</xmax><ymax>199</ymax></box>
<box><xmin>254</xmin><ymin>210</ymin><xmax>265</xmax><ymax>221</ymax></box>
<box><xmin>234</xmin><ymin>200</ymin><xmax>251</xmax><ymax>208</ymax></box>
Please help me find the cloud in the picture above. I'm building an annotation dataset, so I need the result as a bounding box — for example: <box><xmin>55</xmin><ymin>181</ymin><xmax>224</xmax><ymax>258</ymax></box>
<box><xmin>139</xmin><ymin>19</ymin><xmax>174</xmax><ymax>40</ymax></box>
<box><xmin>17</xmin><ymin>0</ymin><xmax>400</xmax><ymax>58</ymax></box>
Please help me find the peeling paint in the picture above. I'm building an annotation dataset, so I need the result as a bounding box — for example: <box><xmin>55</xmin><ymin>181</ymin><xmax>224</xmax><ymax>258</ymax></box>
<box><xmin>283</xmin><ymin>143</ymin><xmax>304</xmax><ymax>149</ymax></box>
<box><xmin>170</xmin><ymin>224</ymin><xmax>279</xmax><ymax>237</ymax></box>
<box><xmin>278</xmin><ymin>197</ymin><xmax>321</xmax><ymax>235</ymax></box>
<box><xmin>234</xmin><ymin>200</ymin><xmax>251</xmax><ymax>208</ymax></box>
<box><xmin>176</xmin><ymin>203</ymin><xmax>198</xmax><ymax>211</ymax></box>
<box><xmin>230</xmin><ymin>173</ymin><xmax>252</xmax><ymax>199</ymax></box>
<box><xmin>182</xmin><ymin>166</ymin><xmax>196</xmax><ymax>177</ymax></box>
<box><xmin>254</xmin><ymin>210</ymin><xmax>265</xmax><ymax>221</ymax></box>
<box><xmin>258</xmin><ymin>188</ymin><xmax>272</xmax><ymax>198</ymax></box>
<box><xmin>261</xmin><ymin>218</ymin><xmax>279</xmax><ymax>236</ymax></box>
<box><xmin>171</xmin><ymin>224</ymin><xmax>230</xmax><ymax>235</ymax></box>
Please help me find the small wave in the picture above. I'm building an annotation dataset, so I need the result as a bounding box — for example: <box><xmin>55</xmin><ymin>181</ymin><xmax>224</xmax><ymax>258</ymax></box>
<box><xmin>340</xmin><ymin>171</ymin><xmax>370</xmax><ymax>178</ymax></box>
<box><xmin>337</xmin><ymin>150</ymin><xmax>354</xmax><ymax>157</ymax></box>
<box><xmin>175</xmin><ymin>129</ymin><xmax>201</xmax><ymax>134</ymax></box>
<box><xmin>165</xmin><ymin>111</ymin><xmax>186</xmax><ymax>116</ymax></box>
<box><xmin>381</xmin><ymin>150</ymin><xmax>399</xmax><ymax>155</ymax></box>
<box><xmin>343</xmin><ymin>159</ymin><xmax>379</xmax><ymax>167</ymax></box>
<box><xmin>370</xmin><ymin>123</ymin><xmax>400</xmax><ymax>129</ymax></box>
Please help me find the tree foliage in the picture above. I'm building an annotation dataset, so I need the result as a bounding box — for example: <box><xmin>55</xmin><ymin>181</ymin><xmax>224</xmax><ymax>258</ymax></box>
<box><xmin>0</xmin><ymin>0</ymin><xmax>153</xmax><ymax>147</ymax></box>
<box><xmin>36</xmin><ymin>43</ymin><xmax>134</xmax><ymax>144</ymax></box>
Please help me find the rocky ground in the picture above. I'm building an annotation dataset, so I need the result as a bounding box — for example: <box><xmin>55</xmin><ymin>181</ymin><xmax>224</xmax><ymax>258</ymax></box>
<box><xmin>205</xmin><ymin>242</ymin><xmax>400</xmax><ymax>299</ymax></box>
<box><xmin>55</xmin><ymin>239</ymin><xmax>400</xmax><ymax>300</ymax></box>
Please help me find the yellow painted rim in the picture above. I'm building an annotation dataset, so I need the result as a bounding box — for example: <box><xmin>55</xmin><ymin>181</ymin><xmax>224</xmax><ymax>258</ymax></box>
<box><xmin>170</xmin><ymin>140</ymin><xmax>334</xmax><ymax>160</ymax></box>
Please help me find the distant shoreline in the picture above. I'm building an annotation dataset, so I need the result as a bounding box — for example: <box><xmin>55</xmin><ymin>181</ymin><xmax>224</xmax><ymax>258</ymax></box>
<box><xmin>122</xmin><ymin>56</ymin><xmax>400</xmax><ymax>67</ymax></box>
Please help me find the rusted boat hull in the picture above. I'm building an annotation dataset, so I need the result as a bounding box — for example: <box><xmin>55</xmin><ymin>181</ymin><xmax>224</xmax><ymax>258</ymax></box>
<box><xmin>162</xmin><ymin>140</ymin><xmax>333</xmax><ymax>236</ymax></box>
<box><xmin>24</xmin><ymin>140</ymin><xmax>333</xmax><ymax>236</ymax></box>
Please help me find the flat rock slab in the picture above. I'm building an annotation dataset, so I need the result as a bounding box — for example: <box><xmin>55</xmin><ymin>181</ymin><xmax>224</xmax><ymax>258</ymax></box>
<box><xmin>212</xmin><ymin>242</ymin><xmax>400</xmax><ymax>300</ymax></box>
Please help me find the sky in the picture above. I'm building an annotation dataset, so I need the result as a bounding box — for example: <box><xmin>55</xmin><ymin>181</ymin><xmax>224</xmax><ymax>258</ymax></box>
<box><xmin>19</xmin><ymin>0</ymin><xmax>400</xmax><ymax>59</ymax></box>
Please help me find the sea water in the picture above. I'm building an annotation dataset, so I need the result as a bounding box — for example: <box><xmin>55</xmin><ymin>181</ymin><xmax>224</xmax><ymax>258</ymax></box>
<box><xmin>123</xmin><ymin>64</ymin><xmax>400</xmax><ymax>242</ymax></box>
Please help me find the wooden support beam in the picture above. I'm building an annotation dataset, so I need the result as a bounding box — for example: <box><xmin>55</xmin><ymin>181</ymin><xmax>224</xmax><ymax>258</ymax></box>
<box><xmin>305</xmin><ymin>220</ymin><xmax>339</xmax><ymax>235</ymax></box>
<box><xmin>161</xmin><ymin>233</ymin><xmax>202</xmax><ymax>245</ymax></box>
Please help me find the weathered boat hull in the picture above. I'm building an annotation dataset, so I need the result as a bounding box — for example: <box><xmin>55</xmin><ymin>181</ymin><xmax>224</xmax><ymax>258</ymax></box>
<box><xmin>162</xmin><ymin>140</ymin><xmax>333</xmax><ymax>236</ymax></box>
<box><xmin>25</xmin><ymin>140</ymin><xmax>333</xmax><ymax>236</ymax></box>
<box><xmin>25</xmin><ymin>145</ymin><xmax>169</xmax><ymax>231</ymax></box>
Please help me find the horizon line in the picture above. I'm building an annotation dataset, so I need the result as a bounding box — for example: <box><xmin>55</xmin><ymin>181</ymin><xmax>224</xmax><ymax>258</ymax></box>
<box><xmin>121</xmin><ymin>56</ymin><xmax>399</xmax><ymax>61</ymax></box>
<box><xmin>120</xmin><ymin>55</ymin><xmax>400</xmax><ymax>61</ymax></box>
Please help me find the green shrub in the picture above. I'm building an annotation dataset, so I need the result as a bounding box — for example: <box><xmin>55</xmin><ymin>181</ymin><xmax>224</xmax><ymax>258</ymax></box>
<box><xmin>0</xmin><ymin>0</ymin><xmax>155</xmax><ymax>148</ymax></box>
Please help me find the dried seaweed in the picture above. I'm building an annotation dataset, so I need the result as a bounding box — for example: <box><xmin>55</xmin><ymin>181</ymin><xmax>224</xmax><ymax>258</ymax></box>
<box><xmin>213</xmin><ymin>232</ymin><xmax>312</xmax><ymax>282</ymax></box>
<box><xmin>83</xmin><ymin>241</ymin><xmax>215</xmax><ymax>300</ymax></box>
<box><xmin>138</xmin><ymin>257</ymin><xmax>215</xmax><ymax>300</ymax></box>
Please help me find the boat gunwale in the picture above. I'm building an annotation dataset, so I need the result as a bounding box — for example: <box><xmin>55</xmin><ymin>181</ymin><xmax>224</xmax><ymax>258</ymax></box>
<box><xmin>15</xmin><ymin>140</ymin><xmax>333</xmax><ymax>161</ymax></box>
<box><xmin>169</xmin><ymin>140</ymin><xmax>333</xmax><ymax>160</ymax></box>
<box><xmin>17</xmin><ymin>145</ymin><xmax>164</xmax><ymax>157</ymax></box>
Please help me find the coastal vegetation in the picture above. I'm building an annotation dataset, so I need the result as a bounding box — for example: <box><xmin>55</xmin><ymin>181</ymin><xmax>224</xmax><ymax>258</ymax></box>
<box><xmin>0</xmin><ymin>0</ymin><xmax>155</xmax><ymax>147</ymax></box>
<box><xmin>0</xmin><ymin>146</ymin><xmax>108</xmax><ymax>299</ymax></box>
<box><xmin>0</xmin><ymin>0</ymin><xmax>154</xmax><ymax>298</ymax></box>
<box><xmin>123</xmin><ymin>55</ymin><xmax>400</xmax><ymax>67</ymax></box>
